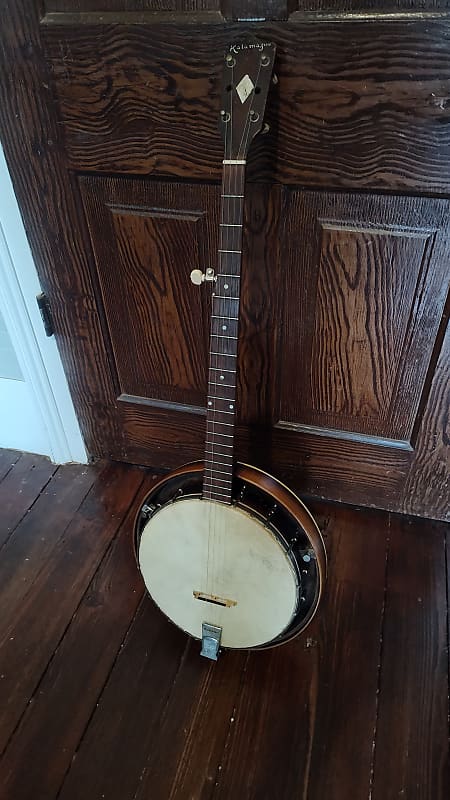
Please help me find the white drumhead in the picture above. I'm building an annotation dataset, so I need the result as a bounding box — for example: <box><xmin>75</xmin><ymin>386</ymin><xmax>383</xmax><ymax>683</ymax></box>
<box><xmin>138</xmin><ymin>498</ymin><xmax>298</xmax><ymax>649</ymax></box>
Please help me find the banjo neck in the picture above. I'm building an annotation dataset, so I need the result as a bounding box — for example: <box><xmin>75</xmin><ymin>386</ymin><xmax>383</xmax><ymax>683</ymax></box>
<box><xmin>203</xmin><ymin>161</ymin><xmax>246</xmax><ymax>505</ymax></box>
<box><xmin>200</xmin><ymin>38</ymin><xmax>276</xmax><ymax>505</ymax></box>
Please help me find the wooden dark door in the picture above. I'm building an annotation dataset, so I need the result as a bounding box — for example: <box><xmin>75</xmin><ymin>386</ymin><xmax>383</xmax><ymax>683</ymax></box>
<box><xmin>0</xmin><ymin>1</ymin><xmax>449</xmax><ymax>521</ymax></box>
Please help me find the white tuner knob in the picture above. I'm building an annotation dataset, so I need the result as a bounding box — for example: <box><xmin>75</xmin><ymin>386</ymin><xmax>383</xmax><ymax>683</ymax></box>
<box><xmin>190</xmin><ymin>269</ymin><xmax>204</xmax><ymax>285</ymax></box>
<box><xmin>190</xmin><ymin>268</ymin><xmax>216</xmax><ymax>285</ymax></box>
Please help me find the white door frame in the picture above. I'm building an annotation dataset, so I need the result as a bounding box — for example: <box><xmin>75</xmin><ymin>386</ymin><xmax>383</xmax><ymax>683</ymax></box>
<box><xmin>0</xmin><ymin>143</ymin><xmax>87</xmax><ymax>464</ymax></box>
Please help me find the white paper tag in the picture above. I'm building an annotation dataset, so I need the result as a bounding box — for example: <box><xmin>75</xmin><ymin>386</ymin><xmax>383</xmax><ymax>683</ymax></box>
<box><xmin>236</xmin><ymin>74</ymin><xmax>255</xmax><ymax>104</ymax></box>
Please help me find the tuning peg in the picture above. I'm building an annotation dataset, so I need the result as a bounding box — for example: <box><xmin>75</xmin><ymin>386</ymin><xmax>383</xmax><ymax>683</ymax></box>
<box><xmin>272</xmin><ymin>74</ymin><xmax>278</xmax><ymax>85</ymax></box>
<box><xmin>190</xmin><ymin>268</ymin><xmax>216</xmax><ymax>285</ymax></box>
<box><xmin>262</xmin><ymin>123</ymin><xmax>270</xmax><ymax>134</ymax></box>
<box><xmin>190</xmin><ymin>269</ymin><xmax>204</xmax><ymax>285</ymax></box>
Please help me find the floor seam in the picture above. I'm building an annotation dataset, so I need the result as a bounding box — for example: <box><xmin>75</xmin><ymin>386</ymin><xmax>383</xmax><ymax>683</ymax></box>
<box><xmin>0</xmin><ymin>463</ymin><xmax>60</xmax><ymax>555</ymax></box>
<box><xmin>368</xmin><ymin>511</ymin><xmax>391</xmax><ymax>800</ymax></box>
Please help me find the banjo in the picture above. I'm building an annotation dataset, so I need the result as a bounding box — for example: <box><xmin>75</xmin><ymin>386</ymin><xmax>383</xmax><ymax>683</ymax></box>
<box><xmin>134</xmin><ymin>40</ymin><xmax>326</xmax><ymax>660</ymax></box>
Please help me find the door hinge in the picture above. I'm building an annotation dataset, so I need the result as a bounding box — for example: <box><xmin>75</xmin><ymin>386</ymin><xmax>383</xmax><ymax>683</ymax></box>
<box><xmin>36</xmin><ymin>292</ymin><xmax>54</xmax><ymax>337</ymax></box>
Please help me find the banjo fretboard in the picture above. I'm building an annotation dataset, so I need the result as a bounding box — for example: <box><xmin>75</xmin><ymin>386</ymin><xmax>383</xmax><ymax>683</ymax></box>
<box><xmin>203</xmin><ymin>162</ymin><xmax>245</xmax><ymax>505</ymax></box>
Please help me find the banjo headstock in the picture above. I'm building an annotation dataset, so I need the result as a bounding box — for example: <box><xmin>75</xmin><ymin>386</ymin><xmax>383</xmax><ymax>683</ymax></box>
<box><xmin>219</xmin><ymin>40</ymin><xmax>276</xmax><ymax>161</ymax></box>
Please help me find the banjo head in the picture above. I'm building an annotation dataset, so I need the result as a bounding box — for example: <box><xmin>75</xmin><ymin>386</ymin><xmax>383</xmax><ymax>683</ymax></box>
<box><xmin>135</xmin><ymin>463</ymin><xmax>326</xmax><ymax>651</ymax></box>
<box><xmin>139</xmin><ymin>497</ymin><xmax>298</xmax><ymax>650</ymax></box>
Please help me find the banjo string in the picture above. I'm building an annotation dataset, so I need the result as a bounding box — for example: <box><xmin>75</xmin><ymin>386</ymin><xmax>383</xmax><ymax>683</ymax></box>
<box><xmin>208</xmin><ymin>56</ymin><xmax>260</xmax><ymax>615</ymax></box>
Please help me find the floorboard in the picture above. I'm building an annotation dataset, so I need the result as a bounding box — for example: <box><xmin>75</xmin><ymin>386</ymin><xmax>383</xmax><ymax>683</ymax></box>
<box><xmin>0</xmin><ymin>463</ymin><xmax>98</xmax><ymax>651</ymax></box>
<box><xmin>0</xmin><ymin>449</ymin><xmax>21</xmax><ymax>484</ymax></box>
<box><xmin>57</xmin><ymin>599</ymin><xmax>189</xmax><ymax>800</ymax></box>
<box><xmin>0</xmin><ymin>452</ymin><xmax>447</xmax><ymax>800</ymax></box>
<box><xmin>371</xmin><ymin>516</ymin><xmax>449</xmax><ymax>800</ymax></box>
<box><xmin>210</xmin><ymin>505</ymin><xmax>389</xmax><ymax>800</ymax></box>
<box><xmin>0</xmin><ymin>478</ymin><xmax>146</xmax><ymax>800</ymax></box>
<box><xmin>0</xmin><ymin>461</ymin><xmax>143</xmax><ymax>755</ymax></box>
<box><xmin>0</xmin><ymin>453</ymin><xmax>56</xmax><ymax>549</ymax></box>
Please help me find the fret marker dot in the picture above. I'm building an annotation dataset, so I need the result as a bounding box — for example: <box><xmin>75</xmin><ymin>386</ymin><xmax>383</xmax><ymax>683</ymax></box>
<box><xmin>222</xmin><ymin>325</ymin><xmax>227</xmax><ymax>331</ymax></box>
<box><xmin>229</xmin><ymin>404</ymin><xmax>234</xmax><ymax>410</ymax></box>
<box><xmin>220</xmin><ymin>375</ymin><xmax>225</xmax><ymax>380</ymax></box>
<box><xmin>208</xmin><ymin>401</ymin><xmax>212</xmax><ymax>406</ymax></box>
<box><xmin>224</xmin><ymin>284</ymin><xmax>229</xmax><ymax>290</ymax></box>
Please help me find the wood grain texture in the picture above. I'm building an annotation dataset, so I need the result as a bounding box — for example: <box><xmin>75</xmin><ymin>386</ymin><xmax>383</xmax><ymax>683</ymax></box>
<box><xmin>79</xmin><ymin>176</ymin><xmax>216</xmax><ymax>409</ymax></box>
<box><xmin>238</xmin><ymin>184</ymin><xmax>282</xmax><ymax>427</ymax></box>
<box><xmin>129</xmin><ymin>640</ymin><xmax>213</xmax><ymax>798</ymax></box>
<box><xmin>279</xmin><ymin>191</ymin><xmax>450</xmax><ymax>443</ymax></box>
<box><xmin>0</xmin><ymin>456</ymin><xmax>448</xmax><ymax>799</ymax></box>
<box><xmin>0</xmin><ymin>462</ymin><xmax>143</xmax><ymax>756</ymax></box>
<box><xmin>221</xmin><ymin>0</ymin><xmax>291</xmax><ymax>19</ymax></box>
<box><xmin>135</xmin><ymin>648</ymin><xmax>248</xmax><ymax>799</ymax></box>
<box><xmin>57</xmin><ymin>599</ymin><xmax>189</xmax><ymax>800</ymax></box>
<box><xmin>47</xmin><ymin>0</ymin><xmax>291</xmax><ymax>21</ymax></box>
<box><xmin>289</xmin><ymin>0</ymin><xmax>450</xmax><ymax>13</ymax></box>
<box><xmin>42</xmin><ymin>0</ymin><xmax>450</xmax><ymax>20</ymax></box>
<box><xmin>0</xmin><ymin>449</ymin><xmax>21</xmax><ymax>483</ymax></box>
<box><xmin>371</xmin><ymin>516</ymin><xmax>449</xmax><ymax>799</ymax></box>
<box><xmin>0</xmin><ymin>453</ymin><xmax>56</xmax><ymax>549</ymax></box>
<box><xmin>42</xmin><ymin>19</ymin><xmax>450</xmax><ymax>192</ymax></box>
<box><xmin>177</xmin><ymin>504</ymin><xmax>387</xmax><ymax>800</ymax></box>
<box><xmin>0</xmin><ymin>0</ymin><xmax>123</xmax><ymax>457</ymax></box>
<box><xmin>271</xmin><ymin>427</ymin><xmax>411</xmax><ymax>507</ymax></box>
<box><xmin>75</xmin><ymin>172</ymin><xmax>448</xmax><ymax>518</ymax></box>
<box><xmin>46</xmin><ymin>0</ymin><xmax>220</xmax><ymax>10</ymax></box>
<box><xmin>0</xmin><ymin>464</ymin><xmax>98</xmax><ymax>650</ymax></box>
<box><xmin>402</xmin><ymin>312</ymin><xmax>450</xmax><ymax>520</ymax></box>
<box><xmin>1</xmin><ymin>1</ymin><xmax>449</xmax><ymax>521</ymax></box>
<box><xmin>0</xmin><ymin>475</ymin><xmax>150</xmax><ymax>800</ymax></box>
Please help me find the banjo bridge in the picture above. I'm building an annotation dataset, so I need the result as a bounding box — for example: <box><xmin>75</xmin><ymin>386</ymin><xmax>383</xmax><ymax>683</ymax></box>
<box><xmin>193</xmin><ymin>590</ymin><xmax>237</xmax><ymax>608</ymax></box>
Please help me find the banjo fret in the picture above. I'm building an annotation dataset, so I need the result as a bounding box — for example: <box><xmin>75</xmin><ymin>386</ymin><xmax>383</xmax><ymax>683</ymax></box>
<box><xmin>203</xmin><ymin>161</ymin><xmax>245</xmax><ymax>503</ymax></box>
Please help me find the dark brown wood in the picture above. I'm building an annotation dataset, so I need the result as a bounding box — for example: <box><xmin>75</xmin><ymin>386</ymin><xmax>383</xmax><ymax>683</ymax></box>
<box><xmin>204</xmin><ymin>40</ymin><xmax>275</xmax><ymax>503</ymax></box>
<box><xmin>447</xmin><ymin>526</ymin><xmax>450</xmax><ymax>718</ymax></box>
<box><xmin>42</xmin><ymin>0</ymin><xmax>450</xmax><ymax>19</ymax></box>
<box><xmin>46</xmin><ymin>1</ymin><xmax>221</xmax><ymax>10</ymax></box>
<box><xmin>402</xmin><ymin>313</ymin><xmax>450</xmax><ymax>520</ymax></box>
<box><xmin>289</xmin><ymin>1</ymin><xmax>450</xmax><ymax>13</ymax></box>
<box><xmin>279</xmin><ymin>191</ymin><xmax>450</xmax><ymax>445</ymax></box>
<box><xmin>0</xmin><ymin>461</ymin><xmax>143</xmax><ymax>755</ymax></box>
<box><xmin>222</xmin><ymin>0</ymin><xmax>291</xmax><ymax>20</ymax></box>
<box><xmin>0</xmin><ymin>0</ymin><xmax>122</xmax><ymax>455</ymax></box>
<box><xmin>76</xmin><ymin>171</ymin><xmax>450</xmax><ymax>519</ymax></box>
<box><xmin>135</xmin><ymin>649</ymin><xmax>248</xmax><ymax>800</ymax></box>
<box><xmin>0</xmin><ymin>1</ymin><xmax>449</xmax><ymax>521</ymax></box>
<box><xmin>79</xmin><ymin>176</ymin><xmax>217</xmax><ymax>417</ymax></box>
<box><xmin>41</xmin><ymin>19</ymin><xmax>450</xmax><ymax>193</ymax></box>
<box><xmin>57</xmin><ymin>599</ymin><xmax>189</xmax><ymax>800</ymax></box>
<box><xmin>0</xmin><ymin>449</ymin><xmax>21</xmax><ymax>483</ymax></box>
<box><xmin>0</xmin><ymin>453</ymin><xmax>55</xmax><ymax>549</ymax></box>
<box><xmin>371</xmin><ymin>516</ymin><xmax>449</xmax><ymax>799</ymax></box>
<box><xmin>0</xmin><ymin>477</ymin><xmax>150</xmax><ymax>800</ymax></box>
<box><xmin>204</xmin><ymin>163</ymin><xmax>245</xmax><ymax>503</ymax></box>
<box><xmin>0</xmin><ymin>463</ymin><xmax>98</xmax><ymax>650</ymax></box>
<box><xmin>0</xmin><ymin>454</ymin><xmax>448</xmax><ymax>799</ymax></box>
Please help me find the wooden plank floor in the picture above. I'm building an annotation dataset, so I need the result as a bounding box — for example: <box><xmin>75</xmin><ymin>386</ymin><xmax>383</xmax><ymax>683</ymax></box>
<box><xmin>0</xmin><ymin>451</ymin><xmax>448</xmax><ymax>800</ymax></box>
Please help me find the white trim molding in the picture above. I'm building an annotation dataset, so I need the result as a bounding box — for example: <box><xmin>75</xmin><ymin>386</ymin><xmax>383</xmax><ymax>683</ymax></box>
<box><xmin>0</xmin><ymin>143</ymin><xmax>87</xmax><ymax>463</ymax></box>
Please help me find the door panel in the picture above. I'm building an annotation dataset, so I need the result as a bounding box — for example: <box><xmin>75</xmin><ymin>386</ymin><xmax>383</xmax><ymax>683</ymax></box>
<box><xmin>80</xmin><ymin>178</ymin><xmax>217</xmax><ymax>409</ymax></box>
<box><xmin>278</xmin><ymin>192</ymin><xmax>450</xmax><ymax>448</ymax></box>
<box><xmin>42</xmin><ymin>19</ymin><xmax>450</xmax><ymax>192</ymax></box>
<box><xmin>1</xmin><ymin>1</ymin><xmax>449</xmax><ymax>520</ymax></box>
